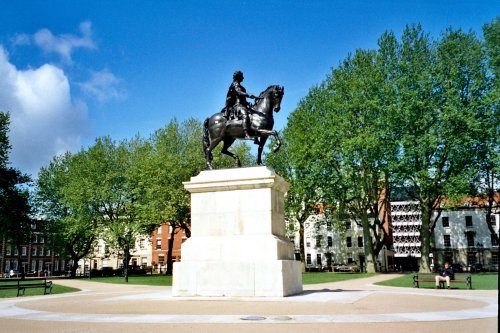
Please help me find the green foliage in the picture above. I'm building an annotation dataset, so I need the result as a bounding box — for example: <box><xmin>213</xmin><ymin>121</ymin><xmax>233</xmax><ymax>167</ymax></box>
<box><xmin>268</xmin><ymin>22</ymin><xmax>497</xmax><ymax>273</ymax></box>
<box><xmin>0</xmin><ymin>112</ymin><xmax>32</xmax><ymax>265</ymax></box>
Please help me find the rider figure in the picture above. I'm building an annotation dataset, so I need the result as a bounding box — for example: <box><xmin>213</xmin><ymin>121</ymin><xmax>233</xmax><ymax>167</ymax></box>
<box><xmin>225</xmin><ymin>70</ymin><xmax>258</xmax><ymax>139</ymax></box>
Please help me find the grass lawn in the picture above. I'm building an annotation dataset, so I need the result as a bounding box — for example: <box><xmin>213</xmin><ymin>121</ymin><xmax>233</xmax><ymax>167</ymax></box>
<box><xmin>302</xmin><ymin>272</ymin><xmax>377</xmax><ymax>284</ymax></box>
<box><xmin>82</xmin><ymin>274</ymin><xmax>173</xmax><ymax>286</ymax></box>
<box><xmin>0</xmin><ymin>283</ymin><xmax>80</xmax><ymax>298</ymax></box>
<box><xmin>375</xmin><ymin>272</ymin><xmax>498</xmax><ymax>290</ymax></box>
<box><xmin>85</xmin><ymin>272</ymin><xmax>377</xmax><ymax>286</ymax></box>
<box><xmin>2</xmin><ymin>272</ymin><xmax>496</xmax><ymax>298</ymax></box>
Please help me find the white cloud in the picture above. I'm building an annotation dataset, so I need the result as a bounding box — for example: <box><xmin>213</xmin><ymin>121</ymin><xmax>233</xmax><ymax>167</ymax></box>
<box><xmin>79</xmin><ymin>69</ymin><xmax>125</xmax><ymax>103</ymax></box>
<box><xmin>0</xmin><ymin>46</ymin><xmax>90</xmax><ymax>176</ymax></box>
<box><xmin>14</xmin><ymin>21</ymin><xmax>96</xmax><ymax>63</ymax></box>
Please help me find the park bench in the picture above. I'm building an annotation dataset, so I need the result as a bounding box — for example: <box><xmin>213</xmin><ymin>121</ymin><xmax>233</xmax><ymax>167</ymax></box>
<box><xmin>412</xmin><ymin>273</ymin><xmax>472</xmax><ymax>289</ymax></box>
<box><xmin>0</xmin><ymin>278</ymin><xmax>53</xmax><ymax>296</ymax></box>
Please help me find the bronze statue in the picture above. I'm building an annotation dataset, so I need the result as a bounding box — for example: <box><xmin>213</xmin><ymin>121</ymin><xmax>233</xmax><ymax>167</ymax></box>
<box><xmin>225</xmin><ymin>71</ymin><xmax>258</xmax><ymax>139</ymax></box>
<box><xmin>203</xmin><ymin>79</ymin><xmax>284</xmax><ymax>169</ymax></box>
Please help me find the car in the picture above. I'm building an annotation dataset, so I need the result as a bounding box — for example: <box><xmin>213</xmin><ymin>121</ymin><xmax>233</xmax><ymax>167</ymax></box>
<box><xmin>449</xmin><ymin>263</ymin><xmax>463</xmax><ymax>273</ymax></box>
<box><xmin>470</xmin><ymin>263</ymin><xmax>484</xmax><ymax>273</ymax></box>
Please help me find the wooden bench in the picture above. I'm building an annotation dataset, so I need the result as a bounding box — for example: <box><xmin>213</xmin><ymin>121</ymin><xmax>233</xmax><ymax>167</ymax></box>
<box><xmin>412</xmin><ymin>273</ymin><xmax>472</xmax><ymax>289</ymax></box>
<box><xmin>0</xmin><ymin>278</ymin><xmax>53</xmax><ymax>297</ymax></box>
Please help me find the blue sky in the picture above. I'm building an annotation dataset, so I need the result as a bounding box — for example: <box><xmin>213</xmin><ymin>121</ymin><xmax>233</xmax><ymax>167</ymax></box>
<box><xmin>0</xmin><ymin>1</ymin><xmax>498</xmax><ymax>176</ymax></box>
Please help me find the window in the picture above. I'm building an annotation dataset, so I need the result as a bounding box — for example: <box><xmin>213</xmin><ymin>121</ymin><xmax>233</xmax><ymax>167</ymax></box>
<box><xmin>14</xmin><ymin>247</ymin><xmax>18</xmax><ymax>256</ymax></box>
<box><xmin>465</xmin><ymin>216</ymin><xmax>473</xmax><ymax>228</ymax></box>
<box><xmin>139</xmin><ymin>239</ymin><xmax>145</xmax><ymax>249</ymax></box>
<box><xmin>443</xmin><ymin>235</ymin><xmax>451</xmax><ymax>248</ymax></box>
<box><xmin>345</xmin><ymin>221</ymin><xmax>351</xmax><ymax>230</ymax></box>
<box><xmin>46</xmin><ymin>249</ymin><xmax>51</xmax><ymax>256</ymax></box>
<box><xmin>357</xmin><ymin>237</ymin><xmax>363</xmax><ymax>248</ymax></box>
<box><xmin>346</xmin><ymin>237</ymin><xmax>352</xmax><ymax>248</ymax></box>
<box><xmin>489</xmin><ymin>215</ymin><xmax>497</xmax><ymax>227</ymax></box>
<box><xmin>31</xmin><ymin>261</ymin><xmax>36</xmax><ymax>272</ymax></box>
<box><xmin>444</xmin><ymin>251</ymin><xmax>453</xmax><ymax>264</ymax></box>
<box><xmin>306</xmin><ymin>254</ymin><xmax>312</xmax><ymax>265</ymax></box>
<box><xmin>442</xmin><ymin>216</ymin><xmax>449</xmax><ymax>228</ymax></box>
<box><xmin>6</xmin><ymin>246</ymin><xmax>11</xmax><ymax>255</ymax></box>
<box><xmin>466</xmin><ymin>233</ymin><xmax>475</xmax><ymax>247</ymax></box>
<box><xmin>467</xmin><ymin>252</ymin><xmax>476</xmax><ymax>265</ymax></box>
<box><xmin>306</xmin><ymin>238</ymin><xmax>311</xmax><ymax>247</ymax></box>
<box><xmin>38</xmin><ymin>247</ymin><xmax>44</xmax><ymax>256</ymax></box>
<box><xmin>316</xmin><ymin>236</ymin><xmax>321</xmax><ymax>247</ymax></box>
<box><xmin>491</xmin><ymin>234</ymin><xmax>498</xmax><ymax>247</ymax></box>
<box><xmin>40</xmin><ymin>236</ymin><xmax>45</xmax><ymax>244</ymax></box>
<box><xmin>22</xmin><ymin>247</ymin><xmax>27</xmax><ymax>256</ymax></box>
<box><xmin>327</xmin><ymin>236</ymin><xmax>333</xmax><ymax>247</ymax></box>
<box><xmin>32</xmin><ymin>247</ymin><xmax>37</xmax><ymax>256</ymax></box>
<box><xmin>316</xmin><ymin>254</ymin><xmax>322</xmax><ymax>266</ymax></box>
<box><xmin>156</xmin><ymin>239</ymin><xmax>162</xmax><ymax>250</ymax></box>
<box><xmin>492</xmin><ymin>253</ymin><xmax>498</xmax><ymax>267</ymax></box>
<box><xmin>158</xmin><ymin>255</ymin><xmax>165</xmax><ymax>266</ymax></box>
<box><xmin>347</xmin><ymin>254</ymin><xmax>353</xmax><ymax>264</ymax></box>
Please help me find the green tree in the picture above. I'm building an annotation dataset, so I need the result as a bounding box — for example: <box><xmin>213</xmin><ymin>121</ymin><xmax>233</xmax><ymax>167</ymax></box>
<box><xmin>0</xmin><ymin>112</ymin><xmax>32</xmax><ymax>277</ymax></box>
<box><xmin>133</xmin><ymin>119</ymin><xmax>204</xmax><ymax>274</ymax></box>
<box><xmin>474</xmin><ymin>18</ymin><xmax>500</xmax><ymax>243</ymax></box>
<box><xmin>36</xmin><ymin>152</ymin><xmax>99</xmax><ymax>277</ymax></box>
<box><xmin>392</xmin><ymin>25</ymin><xmax>489</xmax><ymax>272</ymax></box>
<box><xmin>271</xmin><ymin>23</ymin><xmax>494</xmax><ymax>274</ymax></box>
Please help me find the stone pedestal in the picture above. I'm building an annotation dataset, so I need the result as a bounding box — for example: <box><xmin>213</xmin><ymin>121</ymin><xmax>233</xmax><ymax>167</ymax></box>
<box><xmin>172</xmin><ymin>166</ymin><xmax>302</xmax><ymax>297</ymax></box>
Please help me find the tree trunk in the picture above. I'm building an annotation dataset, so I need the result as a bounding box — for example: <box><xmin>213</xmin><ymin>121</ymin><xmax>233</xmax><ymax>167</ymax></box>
<box><xmin>419</xmin><ymin>203</ymin><xmax>432</xmax><ymax>273</ymax></box>
<box><xmin>166</xmin><ymin>224</ymin><xmax>176</xmax><ymax>275</ymax></box>
<box><xmin>70</xmin><ymin>257</ymin><xmax>79</xmax><ymax>278</ymax></box>
<box><xmin>362</xmin><ymin>210</ymin><xmax>377</xmax><ymax>273</ymax></box>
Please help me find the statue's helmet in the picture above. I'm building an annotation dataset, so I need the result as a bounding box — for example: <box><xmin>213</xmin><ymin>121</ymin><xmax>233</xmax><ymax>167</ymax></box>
<box><xmin>233</xmin><ymin>70</ymin><xmax>244</xmax><ymax>81</ymax></box>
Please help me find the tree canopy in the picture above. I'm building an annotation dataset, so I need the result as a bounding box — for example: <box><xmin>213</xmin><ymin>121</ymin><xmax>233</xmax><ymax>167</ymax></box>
<box><xmin>266</xmin><ymin>21</ymin><xmax>498</xmax><ymax>273</ymax></box>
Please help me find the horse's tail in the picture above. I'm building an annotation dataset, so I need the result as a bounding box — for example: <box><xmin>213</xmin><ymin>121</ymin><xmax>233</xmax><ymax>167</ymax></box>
<box><xmin>203</xmin><ymin>117</ymin><xmax>210</xmax><ymax>152</ymax></box>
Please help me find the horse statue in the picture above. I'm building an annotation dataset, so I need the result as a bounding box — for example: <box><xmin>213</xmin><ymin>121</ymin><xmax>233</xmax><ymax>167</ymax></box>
<box><xmin>203</xmin><ymin>85</ymin><xmax>284</xmax><ymax>169</ymax></box>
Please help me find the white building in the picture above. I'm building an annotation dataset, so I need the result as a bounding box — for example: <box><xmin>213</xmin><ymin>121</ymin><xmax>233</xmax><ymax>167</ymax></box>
<box><xmin>433</xmin><ymin>206</ymin><xmax>499</xmax><ymax>271</ymax></box>
<box><xmin>301</xmin><ymin>213</ymin><xmax>393</xmax><ymax>272</ymax></box>
<box><xmin>301</xmin><ymin>200</ymin><xmax>499</xmax><ymax>273</ymax></box>
<box><xmin>77</xmin><ymin>236</ymin><xmax>152</xmax><ymax>275</ymax></box>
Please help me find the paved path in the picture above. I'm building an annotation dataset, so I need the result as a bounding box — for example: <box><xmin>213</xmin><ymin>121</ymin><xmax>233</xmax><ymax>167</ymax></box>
<box><xmin>0</xmin><ymin>274</ymin><xmax>497</xmax><ymax>333</ymax></box>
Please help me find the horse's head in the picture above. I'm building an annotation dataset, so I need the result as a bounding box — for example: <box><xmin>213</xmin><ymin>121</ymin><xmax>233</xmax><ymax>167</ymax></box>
<box><xmin>258</xmin><ymin>85</ymin><xmax>284</xmax><ymax>113</ymax></box>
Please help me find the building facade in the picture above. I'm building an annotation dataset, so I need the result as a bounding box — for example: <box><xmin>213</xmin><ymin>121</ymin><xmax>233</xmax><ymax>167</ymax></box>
<box><xmin>433</xmin><ymin>207</ymin><xmax>499</xmax><ymax>271</ymax></box>
<box><xmin>301</xmin><ymin>213</ymin><xmax>394</xmax><ymax>272</ymax></box>
<box><xmin>1</xmin><ymin>221</ymin><xmax>66</xmax><ymax>277</ymax></box>
<box><xmin>151</xmin><ymin>222</ymin><xmax>187</xmax><ymax>273</ymax></box>
<box><xmin>302</xmin><ymin>200</ymin><xmax>499</xmax><ymax>273</ymax></box>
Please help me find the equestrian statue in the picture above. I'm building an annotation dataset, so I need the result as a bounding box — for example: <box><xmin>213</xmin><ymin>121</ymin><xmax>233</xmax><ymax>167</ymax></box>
<box><xmin>203</xmin><ymin>71</ymin><xmax>284</xmax><ymax>169</ymax></box>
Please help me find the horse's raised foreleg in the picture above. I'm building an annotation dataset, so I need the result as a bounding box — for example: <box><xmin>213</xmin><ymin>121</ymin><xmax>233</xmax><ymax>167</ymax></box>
<box><xmin>221</xmin><ymin>138</ymin><xmax>241</xmax><ymax>167</ymax></box>
<box><xmin>253</xmin><ymin>129</ymin><xmax>281</xmax><ymax>153</ymax></box>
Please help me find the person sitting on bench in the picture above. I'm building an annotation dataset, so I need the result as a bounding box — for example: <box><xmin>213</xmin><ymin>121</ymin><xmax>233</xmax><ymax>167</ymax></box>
<box><xmin>435</xmin><ymin>262</ymin><xmax>454</xmax><ymax>289</ymax></box>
